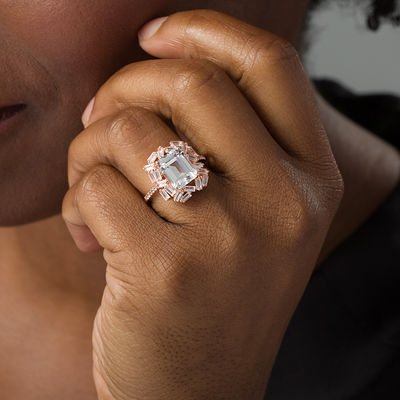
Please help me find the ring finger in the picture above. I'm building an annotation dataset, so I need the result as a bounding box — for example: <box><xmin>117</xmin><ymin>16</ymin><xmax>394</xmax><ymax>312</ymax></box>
<box><xmin>83</xmin><ymin>58</ymin><xmax>285</xmax><ymax>180</ymax></box>
<box><xmin>68</xmin><ymin>106</ymin><xmax>221</xmax><ymax>222</ymax></box>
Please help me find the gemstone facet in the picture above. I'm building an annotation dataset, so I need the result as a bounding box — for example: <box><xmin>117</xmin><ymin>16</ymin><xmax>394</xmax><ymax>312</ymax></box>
<box><xmin>157</xmin><ymin>149</ymin><xmax>198</xmax><ymax>189</ymax></box>
<box><xmin>144</xmin><ymin>141</ymin><xmax>208</xmax><ymax>203</ymax></box>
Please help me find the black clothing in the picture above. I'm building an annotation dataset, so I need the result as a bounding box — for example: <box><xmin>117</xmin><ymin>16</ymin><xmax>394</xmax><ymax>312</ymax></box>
<box><xmin>265</xmin><ymin>79</ymin><xmax>400</xmax><ymax>399</ymax></box>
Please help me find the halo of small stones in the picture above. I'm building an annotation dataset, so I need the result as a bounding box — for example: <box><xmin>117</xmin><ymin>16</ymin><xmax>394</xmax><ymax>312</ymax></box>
<box><xmin>143</xmin><ymin>141</ymin><xmax>209</xmax><ymax>203</ymax></box>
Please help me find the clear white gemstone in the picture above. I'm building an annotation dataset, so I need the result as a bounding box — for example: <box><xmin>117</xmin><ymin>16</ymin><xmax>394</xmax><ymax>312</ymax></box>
<box><xmin>171</xmin><ymin>141</ymin><xmax>184</xmax><ymax>149</ymax></box>
<box><xmin>149</xmin><ymin>169</ymin><xmax>162</xmax><ymax>183</ymax></box>
<box><xmin>143</xmin><ymin>163</ymin><xmax>155</xmax><ymax>171</ymax></box>
<box><xmin>148</xmin><ymin>171</ymin><xmax>157</xmax><ymax>183</ymax></box>
<box><xmin>174</xmin><ymin>191</ymin><xmax>183</xmax><ymax>202</ymax></box>
<box><xmin>157</xmin><ymin>179</ymin><xmax>168</xmax><ymax>188</ymax></box>
<box><xmin>195</xmin><ymin>177</ymin><xmax>203</xmax><ymax>190</ymax></box>
<box><xmin>159</xmin><ymin>189</ymin><xmax>170</xmax><ymax>200</ymax></box>
<box><xmin>188</xmin><ymin>154</ymin><xmax>199</xmax><ymax>163</ymax></box>
<box><xmin>181</xmin><ymin>192</ymin><xmax>192</xmax><ymax>203</ymax></box>
<box><xmin>157</xmin><ymin>149</ymin><xmax>197</xmax><ymax>189</ymax></box>
<box><xmin>147</xmin><ymin>152</ymin><xmax>158</xmax><ymax>164</ymax></box>
<box><xmin>157</xmin><ymin>146</ymin><xmax>165</xmax><ymax>158</ymax></box>
<box><xmin>165</xmin><ymin>185</ymin><xmax>177</xmax><ymax>197</ymax></box>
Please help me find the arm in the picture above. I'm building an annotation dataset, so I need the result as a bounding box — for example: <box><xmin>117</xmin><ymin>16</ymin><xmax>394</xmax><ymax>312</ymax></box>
<box><xmin>315</xmin><ymin>91</ymin><xmax>400</xmax><ymax>265</ymax></box>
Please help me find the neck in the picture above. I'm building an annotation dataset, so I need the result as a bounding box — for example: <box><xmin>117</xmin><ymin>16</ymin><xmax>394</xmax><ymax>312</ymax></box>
<box><xmin>0</xmin><ymin>214</ymin><xmax>106</xmax><ymax>305</ymax></box>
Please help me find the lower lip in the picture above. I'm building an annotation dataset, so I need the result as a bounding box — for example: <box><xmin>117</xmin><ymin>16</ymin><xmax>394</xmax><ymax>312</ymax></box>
<box><xmin>0</xmin><ymin>104</ymin><xmax>27</xmax><ymax>135</ymax></box>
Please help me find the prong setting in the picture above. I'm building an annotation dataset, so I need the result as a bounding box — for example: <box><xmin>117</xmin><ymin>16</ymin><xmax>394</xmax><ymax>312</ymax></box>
<box><xmin>143</xmin><ymin>141</ymin><xmax>209</xmax><ymax>203</ymax></box>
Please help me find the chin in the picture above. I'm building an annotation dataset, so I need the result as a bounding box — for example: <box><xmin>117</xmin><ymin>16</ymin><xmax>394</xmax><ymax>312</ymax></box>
<box><xmin>0</xmin><ymin>180</ymin><xmax>66</xmax><ymax>227</ymax></box>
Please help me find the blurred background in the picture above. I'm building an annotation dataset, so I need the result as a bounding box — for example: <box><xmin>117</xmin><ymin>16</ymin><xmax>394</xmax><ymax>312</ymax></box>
<box><xmin>306</xmin><ymin>3</ymin><xmax>400</xmax><ymax>94</ymax></box>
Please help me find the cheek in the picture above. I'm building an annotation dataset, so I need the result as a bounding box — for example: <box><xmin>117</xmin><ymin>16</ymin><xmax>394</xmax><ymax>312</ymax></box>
<box><xmin>5</xmin><ymin>0</ymin><xmax>166</xmax><ymax>85</ymax></box>
<box><xmin>0</xmin><ymin>0</ymin><xmax>170</xmax><ymax>226</ymax></box>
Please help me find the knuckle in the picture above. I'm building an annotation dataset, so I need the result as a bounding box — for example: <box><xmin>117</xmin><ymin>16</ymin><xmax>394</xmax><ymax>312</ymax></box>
<box><xmin>75</xmin><ymin>164</ymin><xmax>113</xmax><ymax>203</ymax></box>
<box><xmin>172</xmin><ymin>59</ymin><xmax>227</xmax><ymax>96</ymax></box>
<box><xmin>209</xmin><ymin>202</ymin><xmax>244</xmax><ymax>258</ymax></box>
<box><xmin>286</xmin><ymin>189</ymin><xmax>316</xmax><ymax>239</ymax></box>
<box><xmin>240</xmin><ymin>34</ymin><xmax>299</xmax><ymax>73</ymax></box>
<box><xmin>67</xmin><ymin>134</ymin><xmax>82</xmax><ymax>166</ymax></box>
<box><xmin>277</xmin><ymin>176</ymin><xmax>342</xmax><ymax>244</ymax></box>
<box><xmin>264</xmin><ymin>168</ymin><xmax>321</xmax><ymax>243</ymax></box>
<box><xmin>105</xmin><ymin>107</ymin><xmax>150</xmax><ymax>149</ymax></box>
<box><xmin>318</xmin><ymin>167</ymin><xmax>345</xmax><ymax>215</ymax></box>
<box><xmin>302</xmin><ymin>150</ymin><xmax>345</xmax><ymax>212</ymax></box>
<box><xmin>276</xmin><ymin>188</ymin><xmax>317</xmax><ymax>243</ymax></box>
<box><xmin>265</xmin><ymin>36</ymin><xmax>299</xmax><ymax>63</ymax></box>
<box><xmin>99</xmin><ymin>63</ymin><xmax>137</xmax><ymax>96</ymax></box>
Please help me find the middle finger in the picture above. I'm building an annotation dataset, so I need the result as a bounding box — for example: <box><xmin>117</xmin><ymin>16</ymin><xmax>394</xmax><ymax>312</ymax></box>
<box><xmin>83</xmin><ymin>58</ymin><xmax>286</xmax><ymax>180</ymax></box>
<box><xmin>68</xmin><ymin>106</ymin><xmax>220</xmax><ymax>221</ymax></box>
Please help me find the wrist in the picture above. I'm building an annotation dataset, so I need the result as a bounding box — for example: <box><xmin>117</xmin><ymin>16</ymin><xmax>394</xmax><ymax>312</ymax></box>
<box><xmin>314</xmin><ymin>90</ymin><xmax>400</xmax><ymax>264</ymax></box>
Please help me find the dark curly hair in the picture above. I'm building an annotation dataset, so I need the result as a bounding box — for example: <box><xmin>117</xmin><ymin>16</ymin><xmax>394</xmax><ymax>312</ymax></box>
<box><xmin>310</xmin><ymin>0</ymin><xmax>400</xmax><ymax>30</ymax></box>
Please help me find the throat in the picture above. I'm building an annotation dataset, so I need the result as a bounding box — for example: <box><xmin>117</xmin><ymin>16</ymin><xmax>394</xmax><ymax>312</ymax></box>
<box><xmin>0</xmin><ymin>213</ymin><xmax>107</xmax><ymax>303</ymax></box>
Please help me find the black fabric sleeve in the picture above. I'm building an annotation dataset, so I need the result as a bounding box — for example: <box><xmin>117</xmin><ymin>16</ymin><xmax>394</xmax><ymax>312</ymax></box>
<box><xmin>265</xmin><ymin>80</ymin><xmax>400</xmax><ymax>399</ymax></box>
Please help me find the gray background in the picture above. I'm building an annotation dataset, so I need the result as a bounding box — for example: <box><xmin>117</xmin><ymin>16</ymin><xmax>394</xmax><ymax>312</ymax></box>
<box><xmin>306</xmin><ymin>4</ymin><xmax>400</xmax><ymax>94</ymax></box>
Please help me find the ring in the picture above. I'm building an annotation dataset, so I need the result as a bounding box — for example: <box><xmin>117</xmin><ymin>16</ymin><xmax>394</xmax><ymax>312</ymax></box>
<box><xmin>143</xmin><ymin>141</ymin><xmax>209</xmax><ymax>203</ymax></box>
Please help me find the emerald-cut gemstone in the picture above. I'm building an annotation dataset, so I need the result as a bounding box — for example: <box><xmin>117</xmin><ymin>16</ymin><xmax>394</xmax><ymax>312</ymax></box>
<box><xmin>157</xmin><ymin>149</ymin><xmax>197</xmax><ymax>189</ymax></box>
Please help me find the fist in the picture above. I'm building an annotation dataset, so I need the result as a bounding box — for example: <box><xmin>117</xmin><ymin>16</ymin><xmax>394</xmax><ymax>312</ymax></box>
<box><xmin>62</xmin><ymin>9</ymin><xmax>343</xmax><ymax>400</ymax></box>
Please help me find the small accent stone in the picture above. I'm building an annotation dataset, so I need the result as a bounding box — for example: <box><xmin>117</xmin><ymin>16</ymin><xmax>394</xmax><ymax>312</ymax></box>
<box><xmin>147</xmin><ymin>152</ymin><xmax>158</xmax><ymax>164</ymax></box>
<box><xmin>159</xmin><ymin>189</ymin><xmax>170</xmax><ymax>200</ymax></box>
<box><xmin>188</xmin><ymin>154</ymin><xmax>199</xmax><ymax>163</ymax></box>
<box><xmin>174</xmin><ymin>191</ymin><xmax>183</xmax><ymax>202</ymax></box>
<box><xmin>183</xmin><ymin>185</ymin><xmax>196</xmax><ymax>192</ymax></box>
<box><xmin>148</xmin><ymin>171</ymin><xmax>157</xmax><ymax>183</ymax></box>
<box><xmin>171</xmin><ymin>141</ymin><xmax>184</xmax><ymax>148</ymax></box>
<box><xmin>157</xmin><ymin>179</ymin><xmax>168</xmax><ymax>188</ymax></box>
<box><xmin>181</xmin><ymin>192</ymin><xmax>192</xmax><ymax>203</ymax></box>
<box><xmin>165</xmin><ymin>185</ymin><xmax>177</xmax><ymax>197</ymax></box>
<box><xmin>157</xmin><ymin>146</ymin><xmax>165</xmax><ymax>158</ymax></box>
<box><xmin>195</xmin><ymin>177</ymin><xmax>203</xmax><ymax>190</ymax></box>
<box><xmin>143</xmin><ymin>163</ymin><xmax>155</xmax><ymax>171</ymax></box>
<box><xmin>144</xmin><ymin>185</ymin><xmax>158</xmax><ymax>201</ymax></box>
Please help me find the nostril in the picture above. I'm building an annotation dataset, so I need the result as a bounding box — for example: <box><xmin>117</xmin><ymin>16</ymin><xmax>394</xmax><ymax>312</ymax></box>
<box><xmin>0</xmin><ymin>104</ymin><xmax>26</xmax><ymax>122</ymax></box>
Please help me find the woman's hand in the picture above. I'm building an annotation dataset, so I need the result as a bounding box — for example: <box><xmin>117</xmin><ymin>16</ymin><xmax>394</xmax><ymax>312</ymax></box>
<box><xmin>62</xmin><ymin>9</ymin><xmax>343</xmax><ymax>400</ymax></box>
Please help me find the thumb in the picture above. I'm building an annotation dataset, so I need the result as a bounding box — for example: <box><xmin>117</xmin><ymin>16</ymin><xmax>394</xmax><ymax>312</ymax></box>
<box><xmin>65</xmin><ymin>221</ymin><xmax>103</xmax><ymax>252</ymax></box>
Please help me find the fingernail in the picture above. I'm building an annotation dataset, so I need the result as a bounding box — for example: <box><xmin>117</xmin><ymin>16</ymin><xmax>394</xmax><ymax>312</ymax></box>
<box><xmin>65</xmin><ymin>221</ymin><xmax>102</xmax><ymax>253</ymax></box>
<box><xmin>138</xmin><ymin>16</ymin><xmax>168</xmax><ymax>41</ymax></box>
<box><xmin>82</xmin><ymin>97</ymin><xmax>95</xmax><ymax>127</ymax></box>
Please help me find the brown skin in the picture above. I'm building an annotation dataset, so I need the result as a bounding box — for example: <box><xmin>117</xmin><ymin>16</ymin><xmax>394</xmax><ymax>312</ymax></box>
<box><xmin>0</xmin><ymin>1</ymin><xmax>308</xmax><ymax>226</ymax></box>
<box><xmin>0</xmin><ymin>1</ymin><xmax>398</xmax><ymax>399</ymax></box>
<box><xmin>63</xmin><ymin>10</ymin><xmax>344</xmax><ymax>399</ymax></box>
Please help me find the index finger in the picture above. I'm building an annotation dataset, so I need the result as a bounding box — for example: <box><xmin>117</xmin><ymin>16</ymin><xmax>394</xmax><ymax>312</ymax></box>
<box><xmin>138</xmin><ymin>9</ymin><xmax>331</xmax><ymax>161</ymax></box>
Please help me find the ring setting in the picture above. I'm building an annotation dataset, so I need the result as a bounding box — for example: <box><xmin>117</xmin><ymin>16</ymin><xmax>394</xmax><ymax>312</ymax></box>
<box><xmin>143</xmin><ymin>141</ymin><xmax>209</xmax><ymax>203</ymax></box>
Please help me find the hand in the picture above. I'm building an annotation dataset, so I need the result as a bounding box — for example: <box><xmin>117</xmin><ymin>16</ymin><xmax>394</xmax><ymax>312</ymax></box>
<box><xmin>62</xmin><ymin>9</ymin><xmax>343</xmax><ymax>400</ymax></box>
